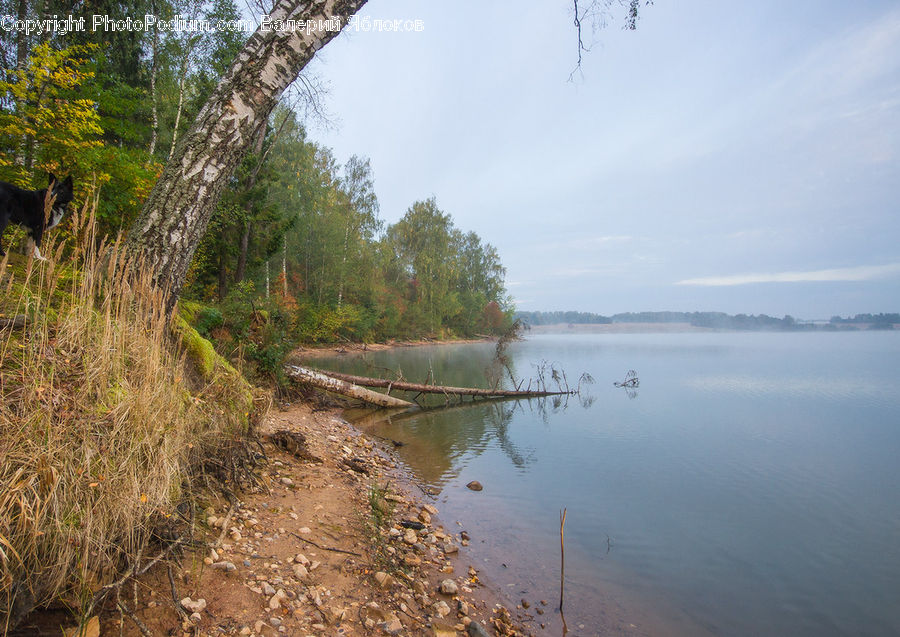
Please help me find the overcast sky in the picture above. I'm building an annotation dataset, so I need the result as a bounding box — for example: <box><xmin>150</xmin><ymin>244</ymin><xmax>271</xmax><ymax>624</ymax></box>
<box><xmin>307</xmin><ymin>0</ymin><xmax>900</xmax><ymax>319</ymax></box>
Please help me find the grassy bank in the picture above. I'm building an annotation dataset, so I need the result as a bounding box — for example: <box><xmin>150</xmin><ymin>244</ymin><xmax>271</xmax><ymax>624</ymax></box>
<box><xmin>0</xmin><ymin>207</ymin><xmax>261</xmax><ymax>632</ymax></box>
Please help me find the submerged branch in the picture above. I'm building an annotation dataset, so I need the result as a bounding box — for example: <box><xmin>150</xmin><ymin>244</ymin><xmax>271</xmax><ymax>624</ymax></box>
<box><xmin>309</xmin><ymin>368</ymin><xmax>571</xmax><ymax>399</ymax></box>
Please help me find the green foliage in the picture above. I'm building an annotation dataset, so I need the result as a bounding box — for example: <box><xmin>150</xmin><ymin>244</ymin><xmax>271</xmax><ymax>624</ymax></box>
<box><xmin>0</xmin><ymin>43</ymin><xmax>104</xmax><ymax>183</ymax></box>
<box><xmin>0</xmin><ymin>10</ymin><xmax>512</xmax><ymax>391</ymax></box>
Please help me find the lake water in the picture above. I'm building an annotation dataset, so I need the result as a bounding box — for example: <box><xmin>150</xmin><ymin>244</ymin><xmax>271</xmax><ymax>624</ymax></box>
<box><xmin>308</xmin><ymin>332</ymin><xmax>900</xmax><ymax>636</ymax></box>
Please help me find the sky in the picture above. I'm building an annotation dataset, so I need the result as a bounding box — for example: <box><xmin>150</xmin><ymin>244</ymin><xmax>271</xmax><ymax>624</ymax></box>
<box><xmin>305</xmin><ymin>0</ymin><xmax>900</xmax><ymax>319</ymax></box>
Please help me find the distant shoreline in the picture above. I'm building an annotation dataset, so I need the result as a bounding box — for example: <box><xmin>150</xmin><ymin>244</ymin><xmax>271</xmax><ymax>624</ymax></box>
<box><xmin>526</xmin><ymin>322</ymin><xmax>897</xmax><ymax>334</ymax></box>
<box><xmin>528</xmin><ymin>322</ymin><xmax>713</xmax><ymax>333</ymax></box>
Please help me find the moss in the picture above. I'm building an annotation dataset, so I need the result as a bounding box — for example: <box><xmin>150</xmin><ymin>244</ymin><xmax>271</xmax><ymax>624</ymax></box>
<box><xmin>174</xmin><ymin>315</ymin><xmax>218</xmax><ymax>377</ymax></box>
<box><xmin>173</xmin><ymin>310</ymin><xmax>254</xmax><ymax>434</ymax></box>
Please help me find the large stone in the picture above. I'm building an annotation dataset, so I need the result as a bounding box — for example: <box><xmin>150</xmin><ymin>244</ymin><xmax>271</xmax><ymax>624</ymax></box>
<box><xmin>439</xmin><ymin>579</ymin><xmax>458</xmax><ymax>595</ymax></box>
<box><xmin>465</xmin><ymin>481</ymin><xmax>483</xmax><ymax>491</ymax></box>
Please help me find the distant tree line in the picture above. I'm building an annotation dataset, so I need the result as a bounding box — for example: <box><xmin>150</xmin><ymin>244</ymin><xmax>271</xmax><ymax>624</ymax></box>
<box><xmin>829</xmin><ymin>314</ymin><xmax>900</xmax><ymax>329</ymax></box>
<box><xmin>515</xmin><ymin>311</ymin><xmax>612</xmax><ymax>326</ymax></box>
<box><xmin>517</xmin><ymin>310</ymin><xmax>898</xmax><ymax>331</ymax></box>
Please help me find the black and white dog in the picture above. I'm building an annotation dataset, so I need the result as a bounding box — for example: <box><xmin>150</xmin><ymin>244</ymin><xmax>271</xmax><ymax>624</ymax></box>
<box><xmin>0</xmin><ymin>174</ymin><xmax>73</xmax><ymax>260</ymax></box>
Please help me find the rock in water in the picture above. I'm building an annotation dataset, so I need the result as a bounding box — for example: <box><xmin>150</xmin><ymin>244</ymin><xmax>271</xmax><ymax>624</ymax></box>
<box><xmin>466</xmin><ymin>481</ymin><xmax>483</xmax><ymax>491</ymax></box>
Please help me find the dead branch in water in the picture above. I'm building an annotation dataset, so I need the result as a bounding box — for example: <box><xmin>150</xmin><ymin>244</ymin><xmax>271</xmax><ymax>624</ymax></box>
<box><xmin>285</xmin><ymin>365</ymin><xmax>415</xmax><ymax>408</ymax></box>
<box><xmin>614</xmin><ymin>369</ymin><xmax>639</xmax><ymax>388</ymax></box>
<box><xmin>559</xmin><ymin>507</ymin><xmax>567</xmax><ymax>612</ymax></box>
<box><xmin>306</xmin><ymin>368</ymin><xmax>571</xmax><ymax>400</ymax></box>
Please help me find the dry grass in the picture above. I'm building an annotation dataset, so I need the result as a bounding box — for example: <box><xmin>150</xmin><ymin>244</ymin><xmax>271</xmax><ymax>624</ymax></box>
<box><xmin>0</xmin><ymin>197</ymin><xmax>258</xmax><ymax>631</ymax></box>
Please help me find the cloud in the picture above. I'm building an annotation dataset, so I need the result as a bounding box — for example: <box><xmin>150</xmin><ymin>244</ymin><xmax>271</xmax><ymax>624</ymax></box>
<box><xmin>675</xmin><ymin>263</ymin><xmax>900</xmax><ymax>287</ymax></box>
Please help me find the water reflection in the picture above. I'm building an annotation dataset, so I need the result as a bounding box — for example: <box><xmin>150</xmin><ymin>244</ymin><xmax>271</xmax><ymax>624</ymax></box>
<box><xmin>348</xmin><ymin>395</ymin><xmax>585</xmax><ymax>486</ymax></box>
<box><xmin>306</xmin><ymin>333</ymin><xmax>900</xmax><ymax>637</ymax></box>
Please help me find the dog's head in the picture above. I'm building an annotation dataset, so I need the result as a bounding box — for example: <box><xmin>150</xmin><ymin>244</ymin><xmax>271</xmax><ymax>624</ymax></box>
<box><xmin>47</xmin><ymin>174</ymin><xmax>74</xmax><ymax>229</ymax></box>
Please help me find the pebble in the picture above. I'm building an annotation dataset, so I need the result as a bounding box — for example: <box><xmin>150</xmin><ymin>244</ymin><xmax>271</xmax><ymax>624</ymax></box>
<box><xmin>210</xmin><ymin>561</ymin><xmax>236</xmax><ymax>572</ymax></box>
<box><xmin>434</xmin><ymin>600</ymin><xmax>451</xmax><ymax>618</ymax></box>
<box><xmin>381</xmin><ymin>618</ymin><xmax>403</xmax><ymax>634</ymax></box>
<box><xmin>466</xmin><ymin>481</ymin><xmax>483</xmax><ymax>491</ymax></box>
<box><xmin>374</xmin><ymin>571</ymin><xmax>395</xmax><ymax>589</ymax></box>
<box><xmin>293</xmin><ymin>564</ymin><xmax>309</xmax><ymax>579</ymax></box>
<box><xmin>466</xmin><ymin>621</ymin><xmax>491</xmax><ymax>637</ymax></box>
<box><xmin>439</xmin><ymin>579</ymin><xmax>458</xmax><ymax>595</ymax></box>
<box><xmin>180</xmin><ymin>597</ymin><xmax>206</xmax><ymax>613</ymax></box>
<box><xmin>268</xmin><ymin>590</ymin><xmax>285</xmax><ymax>610</ymax></box>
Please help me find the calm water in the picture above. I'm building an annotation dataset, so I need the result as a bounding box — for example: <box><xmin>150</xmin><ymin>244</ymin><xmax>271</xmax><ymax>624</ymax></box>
<box><xmin>309</xmin><ymin>332</ymin><xmax>900</xmax><ymax>636</ymax></box>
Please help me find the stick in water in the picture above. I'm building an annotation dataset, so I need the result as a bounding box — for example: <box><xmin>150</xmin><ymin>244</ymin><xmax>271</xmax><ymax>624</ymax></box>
<box><xmin>559</xmin><ymin>507</ymin><xmax>567</xmax><ymax>612</ymax></box>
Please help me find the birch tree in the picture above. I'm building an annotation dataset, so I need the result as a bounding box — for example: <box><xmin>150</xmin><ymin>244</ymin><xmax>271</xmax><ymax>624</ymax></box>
<box><xmin>126</xmin><ymin>0</ymin><xmax>367</xmax><ymax>304</ymax></box>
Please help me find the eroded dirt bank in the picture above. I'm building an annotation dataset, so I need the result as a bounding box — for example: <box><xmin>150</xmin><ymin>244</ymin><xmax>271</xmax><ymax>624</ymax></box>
<box><xmin>28</xmin><ymin>402</ymin><xmax>531</xmax><ymax>637</ymax></box>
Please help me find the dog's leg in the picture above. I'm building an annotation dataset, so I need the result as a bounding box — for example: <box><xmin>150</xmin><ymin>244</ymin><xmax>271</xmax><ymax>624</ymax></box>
<box><xmin>26</xmin><ymin>237</ymin><xmax>46</xmax><ymax>262</ymax></box>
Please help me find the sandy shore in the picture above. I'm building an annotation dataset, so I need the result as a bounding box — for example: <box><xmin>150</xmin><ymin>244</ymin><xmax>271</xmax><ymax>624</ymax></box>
<box><xmin>292</xmin><ymin>337</ymin><xmax>494</xmax><ymax>360</ymax></box>
<box><xmin>16</xmin><ymin>401</ymin><xmax>530</xmax><ymax>637</ymax></box>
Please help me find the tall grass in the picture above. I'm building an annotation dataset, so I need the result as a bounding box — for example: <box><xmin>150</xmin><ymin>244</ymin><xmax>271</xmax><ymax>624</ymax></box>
<box><xmin>0</xmin><ymin>196</ymin><xmax>255</xmax><ymax>630</ymax></box>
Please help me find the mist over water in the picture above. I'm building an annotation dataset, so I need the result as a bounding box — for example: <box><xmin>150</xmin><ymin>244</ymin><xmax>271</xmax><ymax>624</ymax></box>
<box><xmin>313</xmin><ymin>332</ymin><xmax>900</xmax><ymax>636</ymax></box>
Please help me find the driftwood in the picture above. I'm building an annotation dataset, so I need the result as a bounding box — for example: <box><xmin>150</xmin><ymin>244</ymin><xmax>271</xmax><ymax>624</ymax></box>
<box><xmin>269</xmin><ymin>430</ymin><xmax>322</xmax><ymax>463</ymax></box>
<box><xmin>308</xmin><ymin>369</ymin><xmax>570</xmax><ymax>399</ymax></box>
<box><xmin>0</xmin><ymin>314</ymin><xmax>26</xmax><ymax>330</ymax></box>
<box><xmin>285</xmin><ymin>365</ymin><xmax>414</xmax><ymax>408</ymax></box>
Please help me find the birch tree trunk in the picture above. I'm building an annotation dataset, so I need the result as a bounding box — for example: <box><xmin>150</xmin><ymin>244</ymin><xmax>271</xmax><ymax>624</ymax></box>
<box><xmin>147</xmin><ymin>7</ymin><xmax>160</xmax><ymax>158</ymax></box>
<box><xmin>126</xmin><ymin>0</ymin><xmax>368</xmax><ymax>305</ymax></box>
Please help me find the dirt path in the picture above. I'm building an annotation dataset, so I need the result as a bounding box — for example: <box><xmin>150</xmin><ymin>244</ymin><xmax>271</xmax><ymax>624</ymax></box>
<box><xmin>83</xmin><ymin>403</ymin><xmax>528</xmax><ymax>637</ymax></box>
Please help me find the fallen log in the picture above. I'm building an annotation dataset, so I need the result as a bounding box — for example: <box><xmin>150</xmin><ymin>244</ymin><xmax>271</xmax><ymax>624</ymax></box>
<box><xmin>285</xmin><ymin>365</ymin><xmax>414</xmax><ymax>408</ymax></box>
<box><xmin>0</xmin><ymin>314</ymin><xmax>26</xmax><ymax>330</ymax></box>
<box><xmin>311</xmin><ymin>369</ymin><xmax>570</xmax><ymax>398</ymax></box>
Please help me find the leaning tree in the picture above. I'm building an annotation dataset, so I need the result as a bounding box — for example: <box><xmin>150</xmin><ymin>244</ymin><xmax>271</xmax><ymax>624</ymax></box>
<box><xmin>125</xmin><ymin>0</ymin><xmax>369</xmax><ymax>303</ymax></box>
<box><xmin>126</xmin><ymin>0</ymin><xmax>645</xmax><ymax>306</ymax></box>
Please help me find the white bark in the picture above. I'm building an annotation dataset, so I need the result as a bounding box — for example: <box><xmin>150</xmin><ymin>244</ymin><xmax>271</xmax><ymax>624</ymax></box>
<box><xmin>126</xmin><ymin>0</ymin><xmax>369</xmax><ymax>306</ymax></box>
<box><xmin>286</xmin><ymin>365</ymin><xmax>414</xmax><ymax>408</ymax></box>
